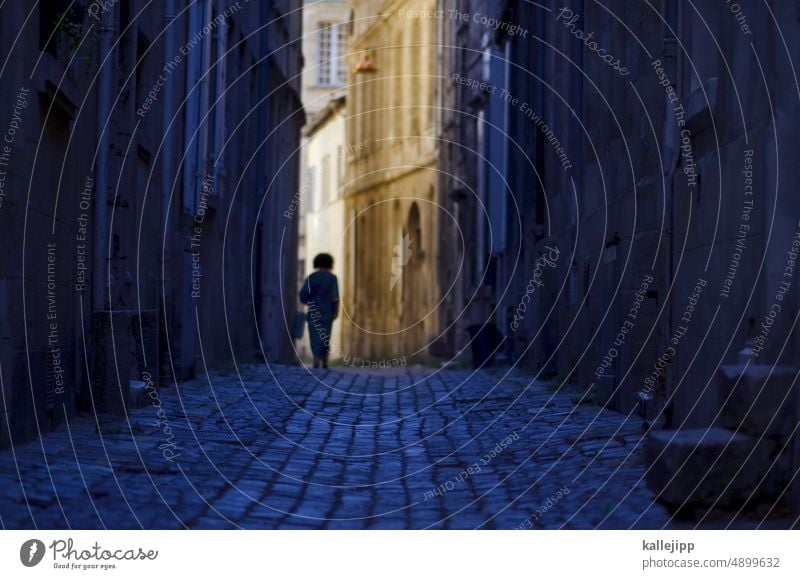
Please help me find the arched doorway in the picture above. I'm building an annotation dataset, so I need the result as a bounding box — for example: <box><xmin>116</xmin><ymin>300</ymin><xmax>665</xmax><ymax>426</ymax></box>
<box><xmin>401</xmin><ymin>203</ymin><xmax>425</xmax><ymax>352</ymax></box>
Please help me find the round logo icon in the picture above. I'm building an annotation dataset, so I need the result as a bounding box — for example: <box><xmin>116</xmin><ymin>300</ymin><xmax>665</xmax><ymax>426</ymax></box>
<box><xmin>20</xmin><ymin>539</ymin><xmax>46</xmax><ymax>567</ymax></box>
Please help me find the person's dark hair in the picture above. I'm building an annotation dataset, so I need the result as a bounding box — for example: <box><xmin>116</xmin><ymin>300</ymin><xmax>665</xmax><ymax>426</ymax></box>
<box><xmin>313</xmin><ymin>253</ymin><xmax>334</xmax><ymax>270</ymax></box>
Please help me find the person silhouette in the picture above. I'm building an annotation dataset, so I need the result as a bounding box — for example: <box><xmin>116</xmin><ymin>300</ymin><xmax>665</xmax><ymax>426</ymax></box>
<box><xmin>299</xmin><ymin>253</ymin><xmax>340</xmax><ymax>369</ymax></box>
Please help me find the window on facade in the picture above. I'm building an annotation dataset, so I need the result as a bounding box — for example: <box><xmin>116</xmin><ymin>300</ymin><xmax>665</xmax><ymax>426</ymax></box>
<box><xmin>318</xmin><ymin>22</ymin><xmax>347</xmax><ymax>87</ymax></box>
<box><xmin>336</xmin><ymin>25</ymin><xmax>347</xmax><ymax>84</ymax></box>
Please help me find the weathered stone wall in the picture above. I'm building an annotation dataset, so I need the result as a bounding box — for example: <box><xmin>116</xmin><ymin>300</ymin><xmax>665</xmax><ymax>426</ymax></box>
<box><xmin>0</xmin><ymin>0</ymin><xmax>304</xmax><ymax>449</ymax></box>
<box><xmin>344</xmin><ymin>0</ymin><xmax>441</xmax><ymax>360</ymax></box>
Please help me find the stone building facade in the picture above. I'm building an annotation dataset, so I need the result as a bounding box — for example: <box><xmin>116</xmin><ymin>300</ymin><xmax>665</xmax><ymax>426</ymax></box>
<box><xmin>436</xmin><ymin>0</ymin><xmax>512</xmax><ymax>362</ymax></box>
<box><xmin>489</xmin><ymin>0</ymin><xmax>669</xmax><ymax>416</ymax></box>
<box><xmin>487</xmin><ymin>0</ymin><xmax>800</xmax><ymax>512</ymax></box>
<box><xmin>0</xmin><ymin>0</ymin><xmax>304</xmax><ymax>449</ymax></box>
<box><xmin>343</xmin><ymin>0</ymin><xmax>440</xmax><ymax>360</ymax></box>
<box><xmin>300</xmin><ymin>0</ymin><xmax>350</xmax><ymax>118</ymax></box>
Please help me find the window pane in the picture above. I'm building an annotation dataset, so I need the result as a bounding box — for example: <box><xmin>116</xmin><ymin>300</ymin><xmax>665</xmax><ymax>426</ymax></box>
<box><xmin>318</xmin><ymin>22</ymin><xmax>332</xmax><ymax>85</ymax></box>
<box><xmin>336</xmin><ymin>24</ymin><xmax>348</xmax><ymax>85</ymax></box>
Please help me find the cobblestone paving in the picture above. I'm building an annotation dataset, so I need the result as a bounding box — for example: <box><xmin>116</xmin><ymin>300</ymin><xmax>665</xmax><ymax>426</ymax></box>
<box><xmin>0</xmin><ymin>364</ymin><xmax>674</xmax><ymax>529</ymax></box>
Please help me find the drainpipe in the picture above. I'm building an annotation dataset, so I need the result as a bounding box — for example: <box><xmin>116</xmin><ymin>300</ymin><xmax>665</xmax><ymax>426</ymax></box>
<box><xmin>162</xmin><ymin>0</ymin><xmax>176</xmax><ymax>237</ymax></box>
<box><xmin>198</xmin><ymin>0</ymin><xmax>211</xmax><ymax>184</ymax></box>
<box><xmin>662</xmin><ymin>1</ymin><xmax>684</xmax><ymax>427</ymax></box>
<box><xmin>212</xmin><ymin>0</ymin><xmax>226</xmax><ymax>186</ymax></box>
<box><xmin>434</xmin><ymin>0</ymin><xmax>444</xmax><ymax>139</ymax></box>
<box><xmin>256</xmin><ymin>0</ymin><xmax>270</xmax><ymax>356</ymax></box>
<box><xmin>92</xmin><ymin>5</ymin><xmax>115</xmax><ymax>311</ymax></box>
<box><xmin>160</xmin><ymin>0</ymin><xmax>176</xmax><ymax>385</ymax></box>
<box><xmin>182</xmin><ymin>0</ymin><xmax>209</xmax><ymax>215</ymax></box>
<box><xmin>571</xmin><ymin>0</ymin><xmax>583</xmax><ymax>224</ymax></box>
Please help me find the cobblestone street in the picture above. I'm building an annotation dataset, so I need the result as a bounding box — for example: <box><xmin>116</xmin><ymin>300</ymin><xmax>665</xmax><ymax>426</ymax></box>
<box><xmin>0</xmin><ymin>365</ymin><xmax>672</xmax><ymax>529</ymax></box>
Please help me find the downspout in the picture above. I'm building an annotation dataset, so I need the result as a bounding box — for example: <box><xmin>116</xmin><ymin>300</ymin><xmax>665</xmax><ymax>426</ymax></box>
<box><xmin>160</xmin><ymin>0</ymin><xmax>176</xmax><ymax>385</ymax></box>
<box><xmin>178</xmin><ymin>1</ymin><xmax>202</xmax><ymax>377</ymax></box>
<box><xmin>198</xmin><ymin>0</ymin><xmax>211</xmax><ymax>187</ymax></box>
<box><xmin>162</xmin><ymin>0</ymin><xmax>175</xmax><ymax>232</ymax></box>
<box><xmin>256</xmin><ymin>0</ymin><xmax>270</xmax><ymax>354</ymax></box>
<box><xmin>92</xmin><ymin>5</ymin><xmax>115</xmax><ymax>310</ymax></box>
<box><xmin>500</xmin><ymin>37</ymin><xmax>511</xmax><ymax>325</ymax></box>
<box><xmin>568</xmin><ymin>0</ymin><xmax>584</xmax><ymax>378</ymax></box>
<box><xmin>213</xmin><ymin>0</ymin><xmax>226</xmax><ymax>186</ymax></box>
<box><xmin>182</xmin><ymin>0</ymin><xmax>209</xmax><ymax>215</ymax></box>
<box><xmin>477</xmin><ymin>37</ymin><xmax>496</xmax><ymax>287</ymax></box>
<box><xmin>435</xmin><ymin>0</ymin><xmax>444</xmax><ymax>140</ymax></box>
<box><xmin>572</xmin><ymin>0</ymin><xmax>583</xmax><ymax>222</ymax></box>
<box><xmin>662</xmin><ymin>1</ymin><xmax>684</xmax><ymax>427</ymax></box>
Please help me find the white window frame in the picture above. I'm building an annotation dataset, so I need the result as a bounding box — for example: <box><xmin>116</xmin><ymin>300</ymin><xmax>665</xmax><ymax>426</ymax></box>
<box><xmin>317</xmin><ymin>22</ymin><xmax>346</xmax><ymax>87</ymax></box>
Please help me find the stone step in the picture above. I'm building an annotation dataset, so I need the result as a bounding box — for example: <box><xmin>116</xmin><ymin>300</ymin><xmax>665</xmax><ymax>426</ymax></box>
<box><xmin>718</xmin><ymin>365</ymin><xmax>798</xmax><ymax>443</ymax></box>
<box><xmin>645</xmin><ymin>427</ymin><xmax>776</xmax><ymax>508</ymax></box>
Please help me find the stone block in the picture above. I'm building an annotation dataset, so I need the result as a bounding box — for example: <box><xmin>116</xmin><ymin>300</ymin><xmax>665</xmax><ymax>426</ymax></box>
<box><xmin>90</xmin><ymin>310</ymin><xmax>132</xmax><ymax>415</ymax></box>
<box><xmin>718</xmin><ymin>365</ymin><xmax>798</xmax><ymax>443</ymax></box>
<box><xmin>645</xmin><ymin>427</ymin><xmax>776</xmax><ymax>508</ymax></box>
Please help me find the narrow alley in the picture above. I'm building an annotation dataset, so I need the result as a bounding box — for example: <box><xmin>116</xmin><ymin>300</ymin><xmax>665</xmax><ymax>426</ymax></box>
<box><xmin>1</xmin><ymin>2</ymin><xmax>800</xmax><ymax>565</ymax></box>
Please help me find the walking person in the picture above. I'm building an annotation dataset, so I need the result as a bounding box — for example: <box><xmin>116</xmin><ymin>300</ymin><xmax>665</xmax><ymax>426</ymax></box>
<box><xmin>299</xmin><ymin>253</ymin><xmax>340</xmax><ymax>369</ymax></box>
